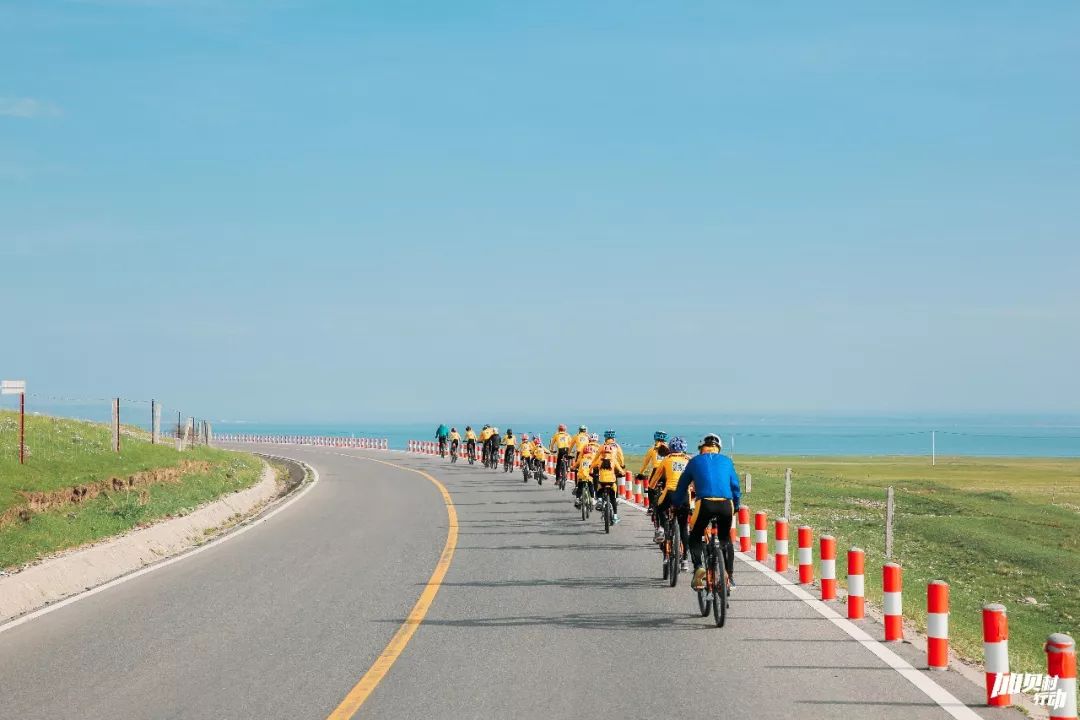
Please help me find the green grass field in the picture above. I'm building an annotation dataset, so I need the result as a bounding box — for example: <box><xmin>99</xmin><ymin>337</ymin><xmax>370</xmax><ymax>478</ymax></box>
<box><xmin>0</xmin><ymin>410</ymin><xmax>263</xmax><ymax>570</ymax></box>
<box><xmin>627</xmin><ymin>452</ymin><xmax>1080</xmax><ymax>674</ymax></box>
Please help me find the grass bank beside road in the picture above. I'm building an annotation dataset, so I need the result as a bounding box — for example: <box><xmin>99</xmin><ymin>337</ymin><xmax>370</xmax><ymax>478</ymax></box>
<box><xmin>0</xmin><ymin>410</ymin><xmax>263</xmax><ymax>571</ymax></box>
<box><xmin>627</xmin><ymin>452</ymin><xmax>1079</xmax><ymax>674</ymax></box>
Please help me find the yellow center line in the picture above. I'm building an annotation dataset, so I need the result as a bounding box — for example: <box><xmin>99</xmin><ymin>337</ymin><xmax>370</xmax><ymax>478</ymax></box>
<box><xmin>326</xmin><ymin>457</ymin><xmax>458</xmax><ymax>719</ymax></box>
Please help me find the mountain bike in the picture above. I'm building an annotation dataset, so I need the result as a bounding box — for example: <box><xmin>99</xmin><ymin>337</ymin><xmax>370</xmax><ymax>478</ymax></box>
<box><xmin>661</xmin><ymin>507</ymin><xmax>680</xmax><ymax>587</ymax></box>
<box><xmin>467</xmin><ymin>441</ymin><xmax>476</xmax><ymax>465</ymax></box>
<box><xmin>522</xmin><ymin>457</ymin><xmax>532</xmax><ymax>483</ymax></box>
<box><xmin>579</xmin><ymin>482</ymin><xmax>592</xmax><ymax>521</ymax></box>
<box><xmin>555</xmin><ymin>452</ymin><xmax>569</xmax><ymax>491</ymax></box>
<box><xmin>533</xmin><ymin>458</ymin><xmax>545</xmax><ymax>485</ymax></box>
<box><xmin>503</xmin><ymin>447</ymin><xmax>514</xmax><ymax>472</ymax></box>
<box><xmin>438</xmin><ymin>437</ymin><xmax>447</xmax><ymax>458</ymax></box>
<box><xmin>695</xmin><ymin>519</ymin><xmax>728</xmax><ymax>627</ymax></box>
<box><xmin>450</xmin><ymin>440</ymin><xmax>459</xmax><ymax>463</ymax></box>
<box><xmin>596</xmin><ymin>485</ymin><xmax>615</xmax><ymax>533</ymax></box>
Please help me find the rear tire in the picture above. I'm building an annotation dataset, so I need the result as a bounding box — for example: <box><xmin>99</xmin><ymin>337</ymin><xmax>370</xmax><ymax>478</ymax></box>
<box><xmin>669</xmin><ymin>527</ymin><xmax>680</xmax><ymax>588</ymax></box>
<box><xmin>697</xmin><ymin>587</ymin><xmax>711</xmax><ymax>616</ymax></box>
<box><xmin>713</xmin><ymin>546</ymin><xmax>727</xmax><ymax>627</ymax></box>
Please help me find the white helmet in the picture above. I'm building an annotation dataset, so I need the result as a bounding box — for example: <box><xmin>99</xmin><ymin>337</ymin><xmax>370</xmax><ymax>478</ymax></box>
<box><xmin>700</xmin><ymin>433</ymin><xmax>722</xmax><ymax>450</ymax></box>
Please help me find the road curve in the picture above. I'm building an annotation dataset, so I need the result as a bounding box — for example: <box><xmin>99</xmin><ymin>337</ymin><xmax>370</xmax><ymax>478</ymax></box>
<box><xmin>0</xmin><ymin>445</ymin><xmax>1021</xmax><ymax>720</ymax></box>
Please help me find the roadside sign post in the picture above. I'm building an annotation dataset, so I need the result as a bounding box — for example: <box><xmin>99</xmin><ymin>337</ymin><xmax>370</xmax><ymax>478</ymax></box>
<box><xmin>111</xmin><ymin>398</ymin><xmax>121</xmax><ymax>453</ymax></box>
<box><xmin>2</xmin><ymin>380</ymin><xmax>27</xmax><ymax>464</ymax></box>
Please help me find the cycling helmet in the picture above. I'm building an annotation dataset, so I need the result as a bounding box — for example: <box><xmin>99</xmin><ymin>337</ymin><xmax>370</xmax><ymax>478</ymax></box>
<box><xmin>668</xmin><ymin>436</ymin><xmax>687</xmax><ymax>454</ymax></box>
<box><xmin>482</xmin><ymin>424</ymin><xmax>489</xmax><ymax>430</ymax></box>
<box><xmin>654</xmin><ymin>430</ymin><xmax>668</xmax><ymax>442</ymax></box>
<box><xmin>506</xmin><ymin>428</ymin><xmax>513</xmax><ymax>435</ymax></box>
<box><xmin>465</xmin><ymin>425</ymin><xmax>472</xmax><ymax>431</ymax></box>
<box><xmin>451</xmin><ymin>427</ymin><xmax>457</xmax><ymax>432</ymax></box>
<box><xmin>579</xmin><ymin>425</ymin><xmax>587</xmax><ymax>433</ymax></box>
<box><xmin>699</xmin><ymin>433</ymin><xmax>722</xmax><ymax>450</ymax></box>
<box><xmin>589</xmin><ymin>433</ymin><xmax>599</xmax><ymax>442</ymax></box>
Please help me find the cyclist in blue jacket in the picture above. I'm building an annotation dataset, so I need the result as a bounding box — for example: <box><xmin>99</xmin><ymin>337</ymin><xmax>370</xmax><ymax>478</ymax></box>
<box><xmin>673</xmin><ymin>433</ymin><xmax>741</xmax><ymax>592</ymax></box>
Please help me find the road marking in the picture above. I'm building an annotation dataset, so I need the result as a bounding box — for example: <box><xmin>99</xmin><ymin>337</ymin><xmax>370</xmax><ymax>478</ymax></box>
<box><xmin>326</xmin><ymin>457</ymin><xmax>458</xmax><ymax>720</ymax></box>
<box><xmin>0</xmin><ymin>453</ymin><xmax>320</xmax><ymax>635</ymax></box>
<box><xmin>615</xmin><ymin>497</ymin><xmax>984</xmax><ymax>719</ymax></box>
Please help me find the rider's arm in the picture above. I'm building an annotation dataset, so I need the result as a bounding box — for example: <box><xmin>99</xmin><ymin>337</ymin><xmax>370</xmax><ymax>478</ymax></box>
<box><xmin>639</xmin><ymin>447</ymin><xmax>656</xmax><ymax>477</ymax></box>
<box><xmin>648</xmin><ymin>460</ymin><xmax>665</xmax><ymax>490</ymax></box>
<box><xmin>728</xmin><ymin>461</ymin><xmax>742</xmax><ymax>510</ymax></box>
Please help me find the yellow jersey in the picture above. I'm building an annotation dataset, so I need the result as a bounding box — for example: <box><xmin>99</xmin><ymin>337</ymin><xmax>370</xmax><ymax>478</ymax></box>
<box><xmin>479</xmin><ymin>428</ymin><xmax>493</xmax><ymax>442</ymax></box>
<box><xmin>520</xmin><ymin>441</ymin><xmax>532</xmax><ymax>459</ymax></box>
<box><xmin>599</xmin><ymin>439</ymin><xmax>625</xmax><ymax>468</ymax></box>
<box><xmin>465</xmin><ymin>429</ymin><xmax>477</xmax><ymax>441</ymax></box>
<box><xmin>571</xmin><ymin>431</ymin><xmax>589</xmax><ymax>454</ymax></box>
<box><xmin>503</xmin><ymin>434</ymin><xmax>516</xmax><ymax>447</ymax></box>
<box><xmin>532</xmin><ymin>444</ymin><xmax>546</xmax><ymax>461</ymax></box>
<box><xmin>575</xmin><ymin>442</ymin><xmax>600</xmax><ymax>477</ymax></box>
<box><xmin>649</xmin><ymin>452</ymin><xmax>690</xmax><ymax>492</ymax></box>
<box><xmin>639</xmin><ymin>441</ymin><xmax>668</xmax><ymax>476</ymax></box>
<box><xmin>449</xmin><ymin>431</ymin><xmax>460</xmax><ymax>442</ymax></box>
<box><xmin>595</xmin><ymin>444</ymin><xmax>625</xmax><ymax>484</ymax></box>
<box><xmin>550</xmin><ymin>431</ymin><xmax>571</xmax><ymax>451</ymax></box>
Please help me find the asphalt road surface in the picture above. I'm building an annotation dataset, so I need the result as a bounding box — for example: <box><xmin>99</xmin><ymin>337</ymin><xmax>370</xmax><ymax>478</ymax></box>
<box><xmin>0</xmin><ymin>445</ymin><xmax>1025</xmax><ymax>720</ymax></box>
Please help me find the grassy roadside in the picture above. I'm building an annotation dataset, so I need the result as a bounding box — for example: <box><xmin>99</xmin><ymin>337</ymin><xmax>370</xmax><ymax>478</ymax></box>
<box><xmin>627</xmin><ymin>452</ymin><xmax>1080</xmax><ymax>674</ymax></box>
<box><xmin>0</xmin><ymin>411</ymin><xmax>263</xmax><ymax>570</ymax></box>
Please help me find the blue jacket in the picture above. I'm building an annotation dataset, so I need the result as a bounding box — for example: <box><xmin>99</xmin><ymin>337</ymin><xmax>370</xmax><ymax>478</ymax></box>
<box><xmin>673</xmin><ymin>452</ymin><xmax>741</xmax><ymax>509</ymax></box>
<box><xmin>435</xmin><ymin>424</ymin><xmax>449</xmax><ymax>439</ymax></box>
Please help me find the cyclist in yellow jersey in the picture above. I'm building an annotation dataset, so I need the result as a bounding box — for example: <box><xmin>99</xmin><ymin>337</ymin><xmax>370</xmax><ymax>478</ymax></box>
<box><xmin>638</xmin><ymin>430</ymin><xmax>668</xmax><ymax>479</ymax></box>
<box><xmin>649</xmin><ymin>436</ymin><xmax>691</xmax><ymax>568</ymax></box>
<box><xmin>549</xmin><ymin>424</ymin><xmax>572</xmax><ymax>483</ymax></box>
<box><xmin>569</xmin><ymin>425</ymin><xmax>589</xmax><ymax>458</ymax></box>
<box><xmin>448</xmin><ymin>428</ymin><xmax>461</xmax><ymax>457</ymax></box>
<box><xmin>573</xmin><ymin>433</ymin><xmax>601</xmax><ymax>508</ymax></box>
<box><xmin>464</xmin><ymin>426</ymin><xmax>477</xmax><ymax>462</ymax></box>
<box><xmin>592</xmin><ymin>432</ymin><xmax>626</xmax><ymax>523</ymax></box>
<box><xmin>531</xmin><ymin>437</ymin><xmax>547</xmax><ymax>483</ymax></box>
<box><xmin>519</xmin><ymin>433</ymin><xmax>532</xmax><ymax>463</ymax></box>
<box><xmin>502</xmin><ymin>429</ymin><xmax>516</xmax><ymax>469</ymax></box>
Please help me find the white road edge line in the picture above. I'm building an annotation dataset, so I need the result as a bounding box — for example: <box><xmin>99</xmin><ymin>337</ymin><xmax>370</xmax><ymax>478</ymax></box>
<box><xmin>617</xmin><ymin>498</ymin><xmax>984</xmax><ymax>720</ymax></box>
<box><xmin>0</xmin><ymin>451</ymin><xmax>321</xmax><ymax>636</ymax></box>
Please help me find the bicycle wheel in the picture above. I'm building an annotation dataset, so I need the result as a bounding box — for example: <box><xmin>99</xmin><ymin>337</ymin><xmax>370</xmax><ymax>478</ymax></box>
<box><xmin>603</xmin><ymin>501</ymin><xmax>611</xmax><ymax>533</ymax></box>
<box><xmin>713</xmin><ymin>542</ymin><xmax>727</xmax><ymax>627</ymax></box>
<box><xmin>669</xmin><ymin>524</ymin><xmax>680</xmax><ymax>588</ymax></box>
<box><xmin>697</xmin><ymin>584</ymin><xmax>711</xmax><ymax>617</ymax></box>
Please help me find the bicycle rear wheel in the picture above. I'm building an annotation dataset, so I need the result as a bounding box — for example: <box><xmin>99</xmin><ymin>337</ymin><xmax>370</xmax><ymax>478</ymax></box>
<box><xmin>603</xmin><ymin>501</ymin><xmax>611</xmax><ymax>533</ymax></box>
<box><xmin>668</xmin><ymin>524</ymin><xmax>680</xmax><ymax>588</ymax></box>
<box><xmin>713</xmin><ymin>542</ymin><xmax>727</xmax><ymax>627</ymax></box>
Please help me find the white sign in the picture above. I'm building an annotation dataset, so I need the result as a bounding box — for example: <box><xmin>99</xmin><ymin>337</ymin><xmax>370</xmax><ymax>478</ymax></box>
<box><xmin>1</xmin><ymin>380</ymin><xmax>26</xmax><ymax>395</ymax></box>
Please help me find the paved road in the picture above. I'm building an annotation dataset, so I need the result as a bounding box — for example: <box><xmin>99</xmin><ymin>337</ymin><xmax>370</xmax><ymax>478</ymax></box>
<box><xmin>0</xmin><ymin>446</ymin><xmax>1023</xmax><ymax>720</ymax></box>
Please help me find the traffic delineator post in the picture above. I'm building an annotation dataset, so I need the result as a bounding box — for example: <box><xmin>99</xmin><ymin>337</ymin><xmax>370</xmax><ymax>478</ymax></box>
<box><xmin>797</xmin><ymin>526</ymin><xmax>813</xmax><ymax>584</ymax></box>
<box><xmin>737</xmin><ymin>506</ymin><xmax>751</xmax><ymax>552</ymax></box>
<box><xmin>774</xmin><ymin>518</ymin><xmax>789</xmax><ymax>572</ymax></box>
<box><xmin>820</xmin><ymin>535</ymin><xmax>837</xmax><ymax>600</ymax></box>
<box><xmin>847</xmin><ymin>547</ymin><xmax>865</xmax><ymax>619</ymax></box>
<box><xmin>883</xmin><ymin>563</ymin><xmax>903</xmax><ymax>641</ymax></box>
<box><xmin>1046</xmin><ymin>633</ymin><xmax>1077</xmax><ymax>720</ymax></box>
<box><xmin>754</xmin><ymin>511</ymin><xmax>768</xmax><ymax>562</ymax></box>
<box><xmin>982</xmin><ymin>603</ymin><xmax>1011</xmax><ymax>706</ymax></box>
<box><xmin>927</xmin><ymin>581</ymin><xmax>949</xmax><ymax>670</ymax></box>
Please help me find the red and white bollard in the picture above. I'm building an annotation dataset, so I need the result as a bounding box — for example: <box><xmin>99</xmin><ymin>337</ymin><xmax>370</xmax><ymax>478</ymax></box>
<box><xmin>847</xmin><ymin>547</ymin><xmax>865</xmax><ymax>619</ymax></box>
<box><xmin>633</xmin><ymin>476</ymin><xmax>643</xmax><ymax>505</ymax></box>
<box><xmin>820</xmin><ymin>535</ymin><xmax>837</xmax><ymax>600</ymax></box>
<box><xmin>983</xmin><ymin>603</ymin><xmax>1011</xmax><ymax>706</ymax></box>
<box><xmin>774</xmin><ymin>518</ymin><xmax>789</xmax><ymax>572</ymax></box>
<box><xmin>797</xmin><ymin>526</ymin><xmax>813</xmax><ymax>584</ymax></box>
<box><xmin>927</xmin><ymin>581</ymin><xmax>950</xmax><ymax>670</ymax></box>
<box><xmin>1046</xmin><ymin>633</ymin><xmax>1077</xmax><ymax>720</ymax></box>
<box><xmin>754</xmin><ymin>511</ymin><xmax>768</xmax><ymax>562</ymax></box>
<box><xmin>737</xmin><ymin>506</ymin><xmax>751</xmax><ymax>552</ymax></box>
<box><xmin>883</xmin><ymin>563</ymin><xmax>903</xmax><ymax>641</ymax></box>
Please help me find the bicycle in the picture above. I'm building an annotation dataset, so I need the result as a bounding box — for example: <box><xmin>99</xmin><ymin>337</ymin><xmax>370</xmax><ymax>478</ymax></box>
<box><xmin>660</xmin><ymin>507</ymin><xmax>680</xmax><ymax>587</ymax></box>
<box><xmin>596</xmin><ymin>485</ymin><xmax>615</xmax><ymax>533</ymax></box>
<box><xmin>695</xmin><ymin>519</ymin><xmax>729</xmax><ymax>627</ymax></box>
<box><xmin>503</xmin><ymin>447</ymin><xmax>514</xmax><ymax>472</ymax></box>
<box><xmin>579</xmin><ymin>482</ymin><xmax>592</xmax><ymax>521</ymax></box>
<box><xmin>450</xmin><ymin>441</ymin><xmax>459</xmax><ymax>463</ymax></box>
<box><xmin>522</xmin><ymin>457</ymin><xmax>532</xmax><ymax>483</ymax></box>
<box><xmin>555</xmin><ymin>453</ymin><xmax>569</xmax><ymax>491</ymax></box>
<box><xmin>438</xmin><ymin>437</ymin><xmax>447</xmax><ymax>458</ymax></box>
<box><xmin>467</xmin><ymin>441</ymin><xmax>476</xmax><ymax>465</ymax></box>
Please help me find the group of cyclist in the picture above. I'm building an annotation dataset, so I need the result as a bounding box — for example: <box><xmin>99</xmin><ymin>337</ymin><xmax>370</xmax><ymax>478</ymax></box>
<box><xmin>434</xmin><ymin>423</ymin><xmax>742</xmax><ymax>592</ymax></box>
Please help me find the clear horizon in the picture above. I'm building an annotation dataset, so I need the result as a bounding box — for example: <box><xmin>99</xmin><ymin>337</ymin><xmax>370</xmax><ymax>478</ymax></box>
<box><xmin>3</xmin><ymin>2</ymin><xmax>1078</xmax><ymax>420</ymax></box>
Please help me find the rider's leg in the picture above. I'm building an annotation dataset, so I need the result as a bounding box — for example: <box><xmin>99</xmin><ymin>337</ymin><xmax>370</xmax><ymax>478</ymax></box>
<box><xmin>716</xmin><ymin>501</ymin><xmax>735</xmax><ymax>580</ymax></box>
<box><xmin>677</xmin><ymin>506</ymin><xmax>691</xmax><ymax>557</ymax></box>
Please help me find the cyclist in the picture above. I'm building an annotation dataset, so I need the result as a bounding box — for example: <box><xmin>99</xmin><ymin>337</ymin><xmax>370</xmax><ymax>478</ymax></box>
<box><xmin>487</xmin><ymin>427</ymin><xmax>500</xmax><ymax>466</ymax></box>
<box><xmin>465</xmin><ymin>426</ymin><xmax>477</xmax><ymax>461</ymax></box>
<box><xmin>435</xmin><ymin>423</ymin><xmax>449</xmax><ymax>456</ymax></box>
<box><xmin>592</xmin><ymin>438</ymin><xmax>626</xmax><ymax>524</ymax></box>
<box><xmin>673</xmin><ymin>433</ymin><xmax>741</xmax><ymax>592</ymax></box>
<box><xmin>570</xmin><ymin>425</ymin><xmax>589</xmax><ymax>459</ymax></box>
<box><xmin>477</xmin><ymin>425</ymin><xmax>491</xmax><ymax>463</ymax></box>
<box><xmin>649</xmin><ymin>436</ymin><xmax>691</xmax><ymax>569</ymax></box>
<box><xmin>573</xmin><ymin>432</ymin><xmax>601</xmax><ymax>508</ymax></box>
<box><xmin>502</xmin><ymin>428</ymin><xmax>517</xmax><ymax>468</ymax></box>
<box><xmin>519</xmin><ymin>433</ymin><xmax>532</xmax><ymax>472</ymax></box>
<box><xmin>549</xmin><ymin>424</ymin><xmax>573</xmax><ymax>483</ymax></box>
<box><xmin>448</xmin><ymin>427</ymin><xmax>461</xmax><ymax>458</ymax></box>
<box><xmin>646</xmin><ymin>443</ymin><xmax>672</xmax><ymax>520</ymax></box>
<box><xmin>531</xmin><ymin>436</ymin><xmax>547</xmax><ymax>481</ymax></box>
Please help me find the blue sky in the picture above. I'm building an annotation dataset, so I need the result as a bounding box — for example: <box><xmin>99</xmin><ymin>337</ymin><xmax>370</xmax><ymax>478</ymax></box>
<box><xmin>2</xmin><ymin>1</ymin><xmax>1078</xmax><ymax>422</ymax></box>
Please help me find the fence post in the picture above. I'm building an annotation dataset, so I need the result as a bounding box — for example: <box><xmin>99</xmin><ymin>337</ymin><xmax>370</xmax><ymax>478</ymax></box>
<box><xmin>784</xmin><ymin>468</ymin><xmax>792</xmax><ymax>521</ymax></box>
<box><xmin>745</xmin><ymin>472</ymin><xmax>752</xmax><ymax>493</ymax></box>
<box><xmin>111</xmin><ymin>398</ymin><xmax>121</xmax><ymax>453</ymax></box>
<box><xmin>886</xmin><ymin>486</ymin><xmax>895</xmax><ymax>560</ymax></box>
<box><xmin>151</xmin><ymin>400</ymin><xmax>160</xmax><ymax>445</ymax></box>
<box><xmin>176</xmin><ymin>412</ymin><xmax>183</xmax><ymax>451</ymax></box>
